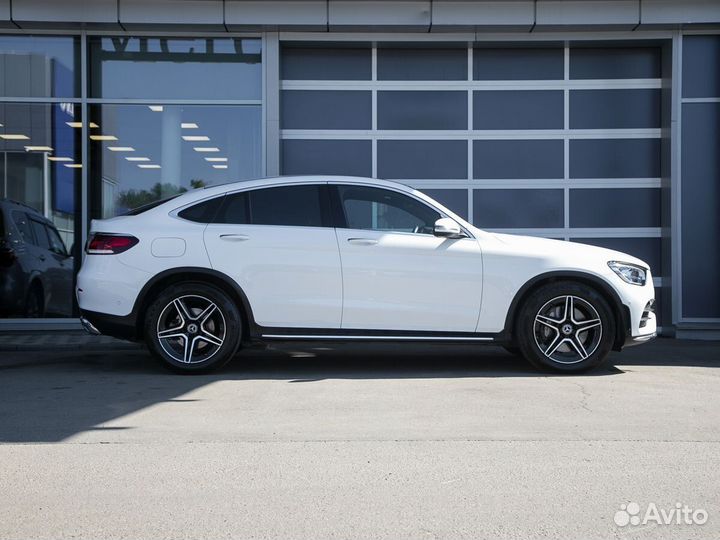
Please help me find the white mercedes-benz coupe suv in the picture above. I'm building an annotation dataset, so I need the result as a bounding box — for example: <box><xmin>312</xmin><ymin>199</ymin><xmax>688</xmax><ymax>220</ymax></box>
<box><xmin>77</xmin><ymin>176</ymin><xmax>656</xmax><ymax>373</ymax></box>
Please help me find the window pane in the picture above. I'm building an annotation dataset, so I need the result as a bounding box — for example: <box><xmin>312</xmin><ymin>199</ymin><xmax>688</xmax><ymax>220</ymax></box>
<box><xmin>281</xmin><ymin>90</ymin><xmax>371</xmax><ymax>130</ymax></box>
<box><xmin>178</xmin><ymin>196</ymin><xmax>225</xmax><ymax>223</ymax></box>
<box><xmin>570</xmin><ymin>47</ymin><xmax>661</xmax><ymax>80</ymax></box>
<box><xmin>282</xmin><ymin>140</ymin><xmax>372</xmax><ymax>177</ymax></box>
<box><xmin>474</xmin><ymin>46</ymin><xmax>563</xmax><ymax>80</ymax></box>
<box><xmin>89</xmin><ymin>37</ymin><xmax>261</xmax><ymax>100</ymax></box>
<box><xmin>474</xmin><ymin>90</ymin><xmax>563</xmax><ymax>130</ymax></box>
<box><xmin>11</xmin><ymin>211</ymin><xmax>33</xmax><ymax>244</ymax></box>
<box><xmin>377</xmin><ymin>45</ymin><xmax>467</xmax><ymax>81</ymax></box>
<box><xmin>29</xmin><ymin>219</ymin><xmax>50</xmax><ymax>249</ymax></box>
<box><xmin>570</xmin><ymin>139</ymin><xmax>660</xmax><ymax>179</ymax></box>
<box><xmin>378</xmin><ymin>140</ymin><xmax>467</xmax><ymax>179</ymax></box>
<box><xmin>682</xmin><ymin>36</ymin><xmax>720</xmax><ymax>98</ymax></box>
<box><xmin>281</xmin><ymin>44</ymin><xmax>371</xmax><ymax>81</ymax></box>
<box><xmin>569</xmin><ymin>188</ymin><xmax>660</xmax><ymax>228</ymax></box>
<box><xmin>45</xmin><ymin>225</ymin><xmax>67</xmax><ymax>255</ymax></box>
<box><xmin>474</xmin><ymin>140</ymin><xmax>564</xmax><ymax>179</ymax></box>
<box><xmin>377</xmin><ymin>91</ymin><xmax>467</xmax><ymax>130</ymax></box>
<box><xmin>473</xmin><ymin>189</ymin><xmax>564</xmax><ymax>228</ymax></box>
<box><xmin>89</xmin><ymin>104</ymin><xmax>262</xmax><ymax>218</ymax></box>
<box><xmin>338</xmin><ymin>186</ymin><xmax>440</xmax><ymax>234</ymax></box>
<box><xmin>570</xmin><ymin>89</ymin><xmax>661</xmax><ymax>129</ymax></box>
<box><xmin>1</xmin><ymin>102</ymin><xmax>80</xmax><ymax>319</ymax></box>
<box><xmin>0</xmin><ymin>35</ymin><xmax>79</xmax><ymax>97</ymax></box>
<box><xmin>215</xmin><ymin>193</ymin><xmax>248</xmax><ymax>224</ymax></box>
<box><xmin>249</xmin><ymin>185</ymin><xmax>323</xmax><ymax>227</ymax></box>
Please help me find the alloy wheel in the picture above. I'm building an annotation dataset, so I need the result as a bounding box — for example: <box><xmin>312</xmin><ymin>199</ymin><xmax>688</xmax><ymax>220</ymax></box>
<box><xmin>156</xmin><ymin>294</ymin><xmax>226</xmax><ymax>364</ymax></box>
<box><xmin>533</xmin><ymin>295</ymin><xmax>603</xmax><ymax>365</ymax></box>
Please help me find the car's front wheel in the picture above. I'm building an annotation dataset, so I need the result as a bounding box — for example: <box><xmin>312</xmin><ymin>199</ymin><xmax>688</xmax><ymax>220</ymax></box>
<box><xmin>145</xmin><ymin>283</ymin><xmax>243</xmax><ymax>373</ymax></box>
<box><xmin>516</xmin><ymin>281</ymin><xmax>616</xmax><ymax>373</ymax></box>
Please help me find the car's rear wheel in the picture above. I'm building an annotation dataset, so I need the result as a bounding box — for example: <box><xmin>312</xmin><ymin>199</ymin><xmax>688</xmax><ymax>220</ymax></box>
<box><xmin>516</xmin><ymin>281</ymin><xmax>615</xmax><ymax>373</ymax></box>
<box><xmin>145</xmin><ymin>283</ymin><xmax>242</xmax><ymax>373</ymax></box>
<box><xmin>24</xmin><ymin>283</ymin><xmax>44</xmax><ymax>318</ymax></box>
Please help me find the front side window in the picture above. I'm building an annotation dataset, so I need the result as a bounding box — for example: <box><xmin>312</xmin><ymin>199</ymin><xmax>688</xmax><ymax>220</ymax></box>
<box><xmin>45</xmin><ymin>225</ymin><xmax>68</xmax><ymax>256</ymax></box>
<box><xmin>29</xmin><ymin>219</ymin><xmax>50</xmax><ymax>250</ymax></box>
<box><xmin>337</xmin><ymin>185</ymin><xmax>440</xmax><ymax>234</ymax></box>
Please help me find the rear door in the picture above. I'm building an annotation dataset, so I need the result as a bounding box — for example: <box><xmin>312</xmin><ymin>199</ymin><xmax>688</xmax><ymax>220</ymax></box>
<box><xmin>203</xmin><ymin>183</ymin><xmax>343</xmax><ymax>329</ymax></box>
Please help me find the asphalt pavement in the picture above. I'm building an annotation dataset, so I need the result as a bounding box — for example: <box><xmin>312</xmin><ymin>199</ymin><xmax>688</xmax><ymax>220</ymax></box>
<box><xmin>0</xmin><ymin>337</ymin><xmax>718</xmax><ymax>539</ymax></box>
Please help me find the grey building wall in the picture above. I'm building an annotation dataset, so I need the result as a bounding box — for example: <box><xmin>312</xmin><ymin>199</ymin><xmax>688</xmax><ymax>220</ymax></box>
<box><xmin>1</xmin><ymin>0</ymin><xmax>719</xmax><ymax>336</ymax></box>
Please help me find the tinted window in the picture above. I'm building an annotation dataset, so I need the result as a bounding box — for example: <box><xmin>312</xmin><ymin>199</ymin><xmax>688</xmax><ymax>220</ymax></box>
<box><xmin>11</xmin><ymin>211</ymin><xmax>33</xmax><ymax>244</ymax></box>
<box><xmin>29</xmin><ymin>219</ymin><xmax>50</xmax><ymax>249</ymax></box>
<box><xmin>337</xmin><ymin>186</ymin><xmax>440</xmax><ymax>234</ymax></box>
<box><xmin>250</xmin><ymin>185</ymin><xmax>323</xmax><ymax>227</ymax></box>
<box><xmin>178</xmin><ymin>196</ymin><xmax>225</xmax><ymax>223</ymax></box>
<box><xmin>215</xmin><ymin>192</ymin><xmax>249</xmax><ymax>224</ymax></box>
<box><xmin>215</xmin><ymin>186</ymin><xmax>324</xmax><ymax>227</ymax></box>
<box><xmin>45</xmin><ymin>225</ymin><xmax>67</xmax><ymax>255</ymax></box>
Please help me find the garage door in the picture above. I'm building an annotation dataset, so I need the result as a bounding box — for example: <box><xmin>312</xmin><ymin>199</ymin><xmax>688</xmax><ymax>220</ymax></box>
<box><xmin>279</xmin><ymin>40</ymin><xmax>665</xmax><ymax>324</ymax></box>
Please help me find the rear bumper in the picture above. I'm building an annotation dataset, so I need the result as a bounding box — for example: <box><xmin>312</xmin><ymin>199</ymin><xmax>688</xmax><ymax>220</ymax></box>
<box><xmin>79</xmin><ymin>309</ymin><xmax>138</xmax><ymax>341</ymax></box>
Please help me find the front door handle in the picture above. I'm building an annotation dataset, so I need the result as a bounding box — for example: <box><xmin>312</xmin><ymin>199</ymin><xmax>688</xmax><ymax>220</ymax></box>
<box><xmin>219</xmin><ymin>234</ymin><xmax>250</xmax><ymax>242</ymax></box>
<box><xmin>347</xmin><ymin>238</ymin><xmax>378</xmax><ymax>246</ymax></box>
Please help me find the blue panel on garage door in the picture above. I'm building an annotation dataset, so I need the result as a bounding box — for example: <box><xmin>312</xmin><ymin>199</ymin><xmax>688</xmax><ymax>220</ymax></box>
<box><xmin>420</xmin><ymin>189</ymin><xmax>469</xmax><ymax>219</ymax></box>
<box><xmin>282</xmin><ymin>140</ymin><xmax>372</xmax><ymax>177</ymax></box>
<box><xmin>474</xmin><ymin>140</ymin><xmax>564</xmax><ymax>179</ymax></box>
<box><xmin>473</xmin><ymin>189</ymin><xmax>564</xmax><ymax>228</ymax></box>
<box><xmin>681</xmin><ymin>102</ymin><xmax>720</xmax><ymax>317</ymax></box>
<box><xmin>378</xmin><ymin>140</ymin><xmax>467</xmax><ymax>179</ymax></box>
<box><xmin>682</xmin><ymin>35</ymin><xmax>720</xmax><ymax>99</ymax></box>
<box><xmin>569</xmin><ymin>188</ymin><xmax>661</xmax><ymax>228</ymax></box>
<box><xmin>377</xmin><ymin>91</ymin><xmax>467</xmax><ymax>130</ymax></box>
<box><xmin>474</xmin><ymin>47</ymin><xmax>563</xmax><ymax>80</ymax></box>
<box><xmin>570</xmin><ymin>139</ymin><xmax>660</xmax><ymax>178</ymax></box>
<box><xmin>570</xmin><ymin>237</ymin><xmax>662</xmax><ymax>274</ymax></box>
<box><xmin>570</xmin><ymin>89</ymin><xmax>661</xmax><ymax>129</ymax></box>
<box><xmin>570</xmin><ymin>47</ymin><xmax>661</xmax><ymax>79</ymax></box>
<box><xmin>281</xmin><ymin>90</ymin><xmax>371</xmax><ymax>130</ymax></box>
<box><xmin>377</xmin><ymin>46</ymin><xmax>467</xmax><ymax>81</ymax></box>
<box><xmin>281</xmin><ymin>45</ymin><xmax>371</xmax><ymax>80</ymax></box>
<box><xmin>474</xmin><ymin>90</ymin><xmax>563</xmax><ymax>130</ymax></box>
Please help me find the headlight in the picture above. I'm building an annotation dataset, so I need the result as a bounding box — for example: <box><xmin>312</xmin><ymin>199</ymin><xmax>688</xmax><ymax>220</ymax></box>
<box><xmin>608</xmin><ymin>261</ymin><xmax>647</xmax><ymax>286</ymax></box>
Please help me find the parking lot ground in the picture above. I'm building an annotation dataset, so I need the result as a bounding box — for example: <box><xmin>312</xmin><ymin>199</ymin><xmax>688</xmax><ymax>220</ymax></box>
<box><xmin>0</xmin><ymin>337</ymin><xmax>718</xmax><ymax>539</ymax></box>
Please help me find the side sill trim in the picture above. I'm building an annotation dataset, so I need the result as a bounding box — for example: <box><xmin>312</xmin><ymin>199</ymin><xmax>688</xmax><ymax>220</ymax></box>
<box><xmin>261</xmin><ymin>334</ymin><xmax>494</xmax><ymax>341</ymax></box>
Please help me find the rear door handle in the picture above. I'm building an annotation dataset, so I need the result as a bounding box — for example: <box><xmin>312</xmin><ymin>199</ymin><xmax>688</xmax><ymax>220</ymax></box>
<box><xmin>347</xmin><ymin>238</ymin><xmax>378</xmax><ymax>246</ymax></box>
<box><xmin>219</xmin><ymin>233</ymin><xmax>250</xmax><ymax>242</ymax></box>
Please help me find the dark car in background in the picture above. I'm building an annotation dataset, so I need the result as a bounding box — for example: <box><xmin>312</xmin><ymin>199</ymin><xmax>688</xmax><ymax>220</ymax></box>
<box><xmin>0</xmin><ymin>199</ymin><xmax>74</xmax><ymax>318</ymax></box>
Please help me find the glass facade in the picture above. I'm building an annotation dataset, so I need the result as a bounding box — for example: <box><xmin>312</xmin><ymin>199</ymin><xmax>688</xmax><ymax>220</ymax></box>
<box><xmin>0</xmin><ymin>34</ymin><xmax>263</xmax><ymax>319</ymax></box>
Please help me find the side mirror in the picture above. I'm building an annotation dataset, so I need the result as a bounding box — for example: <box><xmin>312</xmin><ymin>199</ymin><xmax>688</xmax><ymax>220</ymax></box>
<box><xmin>433</xmin><ymin>217</ymin><xmax>465</xmax><ymax>239</ymax></box>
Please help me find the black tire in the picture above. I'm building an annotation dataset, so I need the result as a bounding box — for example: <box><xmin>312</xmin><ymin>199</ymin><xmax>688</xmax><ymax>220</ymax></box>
<box><xmin>502</xmin><ymin>345</ymin><xmax>521</xmax><ymax>356</ymax></box>
<box><xmin>516</xmin><ymin>281</ymin><xmax>615</xmax><ymax>373</ymax></box>
<box><xmin>144</xmin><ymin>282</ymin><xmax>243</xmax><ymax>373</ymax></box>
<box><xmin>24</xmin><ymin>283</ymin><xmax>44</xmax><ymax>318</ymax></box>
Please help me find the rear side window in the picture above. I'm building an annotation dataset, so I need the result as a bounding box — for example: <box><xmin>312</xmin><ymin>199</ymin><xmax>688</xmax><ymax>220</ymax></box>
<box><xmin>215</xmin><ymin>185</ymin><xmax>324</xmax><ymax>227</ymax></box>
<box><xmin>29</xmin><ymin>219</ymin><xmax>51</xmax><ymax>249</ymax></box>
<box><xmin>11</xmin><ymin>211</ymin><xmax>34</xmax><ymax>244</ymax></box>
<box><xmin>178</xmin><ymin>196</ymin><xmax>225</xmax><ymax>223</ymax></box>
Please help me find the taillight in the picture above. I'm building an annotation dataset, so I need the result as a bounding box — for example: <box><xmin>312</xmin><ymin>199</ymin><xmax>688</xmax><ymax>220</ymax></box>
<box><xmin>86</xmin><ymin>234</ymin><xmax>139</xmax><ymax>255</ymax></box>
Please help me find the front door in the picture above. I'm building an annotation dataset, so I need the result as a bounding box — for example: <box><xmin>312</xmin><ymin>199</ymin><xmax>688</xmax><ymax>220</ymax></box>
<box><xmin>333</xmin><ymin>184</ymin><xmax>483</xmax><ymax>333</ymax></box>
<box><xmin>203</xmin><ymin>183</ymin><xmax>342</xmax><ymax>329</ymax></box>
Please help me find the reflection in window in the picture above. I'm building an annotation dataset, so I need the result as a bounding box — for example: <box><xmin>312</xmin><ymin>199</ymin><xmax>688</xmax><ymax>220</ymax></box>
<box><xmin>0</xmin><ymin>102</ymin><xmax>81</xmax><ymax>249</ymax></box>
<box><xmin>89</xmin><ymin>37</ymin><xmax>262</xmax><ymax>100</ymax></box>
<box><xmin>0</xmin><ymin>35</ymin><xmax>79</xmax><ymax>97</ymax></box>
<box><xmin>89</xmin><ymin>104</ymin><xmax>262</xmax><ymax>218</ymax></box>
<box><xmin>338</xmin><ymin>186</ymin><xmax>440</xmax><ymax>234</ymax></box>
<box><xmin>0</xmin><ymin>102</ymin><xmax>80</xmax><ymax>319</ymax></box>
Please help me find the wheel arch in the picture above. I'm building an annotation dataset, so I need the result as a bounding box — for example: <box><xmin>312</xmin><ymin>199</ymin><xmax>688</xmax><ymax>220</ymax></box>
<box><xmin>132</xmin><ymin>267</ymin><xmax>258</xmax><ymax>341</ymax></box>
<box><xmin>504</xmin><ymin>271</ymin><xmax>630</xmax><ymax>351</ymax></box>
